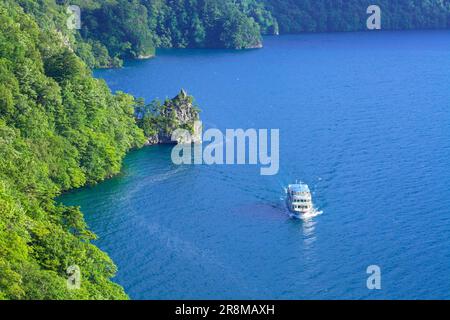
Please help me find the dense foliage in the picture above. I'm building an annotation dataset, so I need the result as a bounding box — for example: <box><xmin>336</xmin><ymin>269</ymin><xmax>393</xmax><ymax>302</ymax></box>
<box><xmin>142</xmin><ymin>0</ymin><xmax>277</xmax><ymax>48</ymax></box>
<box><xmin>2</xmin><ymin>0</ymin><xmax>450</xmax><ymax>301</ymax></box>
<box><xmin>15</xmin><ymin>0</ymin><xmax>275</xmax><ymax>68</ymax></box>
<box><xmin>17</xmin><ymin>0</ymin><xmax>450</xmax><ymax>68</ymax></box>
<box><xmin>264</xmin><ymin>0</ymin><xmax>450</xmax><ymax>33</ymax></box>
<box><xmin>74</xmin><ymin>0</ymin><xmax>276</xmax><ymax>66</ymax></box>
<box><xmin>0</xmin><ymin>0</ymin><xmax>146</xmax><ymax>299</ymax></box>
<box><xmin>136</xmin><ymin>90</ymin><xmax>200</xmax><ymax>139</ymax></box>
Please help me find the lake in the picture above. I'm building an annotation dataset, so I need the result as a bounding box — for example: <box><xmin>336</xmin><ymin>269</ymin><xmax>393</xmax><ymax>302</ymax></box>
<box><xmin>61</xmin><ymin>31</ymin><xmax>450</xmax><ymax>299</ymax></box>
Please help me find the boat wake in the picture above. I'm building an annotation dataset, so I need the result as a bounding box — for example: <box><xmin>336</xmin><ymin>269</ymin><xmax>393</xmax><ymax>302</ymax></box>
<box><xmin>291</xmin><ymin>208</ymin><xmax>323</xmax><ymax>221</ymax></box>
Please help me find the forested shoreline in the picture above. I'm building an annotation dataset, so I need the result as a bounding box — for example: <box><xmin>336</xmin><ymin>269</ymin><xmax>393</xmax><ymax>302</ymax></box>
<box><xmin>38</xmin><ymin>0</ymin><xmax>278</xmax><ymax>68</ymax></box>
<box><xmin>0</xmin><ymin>0</ymin><xmax>143</xmax><ymax>299</ymax></box>
<box><xmin>1</xmin><ymin>0</ymin><xmax>450</xmax><ymax>300</ymax></box>
<box><xmin>17</xmin><ymin>1</ymin><xmax>450</xmax><ymax>68</ymax></box>
<box><xmin>264</xmin><ymin>0</ymin><xmax>450</xmax><ymax>34</ymax></box>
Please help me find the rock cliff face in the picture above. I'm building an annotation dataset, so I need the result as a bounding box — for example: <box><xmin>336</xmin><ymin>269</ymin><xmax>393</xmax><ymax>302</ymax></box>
<box><xmin>142</xmin><ymin>89</ymin><xmax>202</xmax><ymax>146</ymax></box>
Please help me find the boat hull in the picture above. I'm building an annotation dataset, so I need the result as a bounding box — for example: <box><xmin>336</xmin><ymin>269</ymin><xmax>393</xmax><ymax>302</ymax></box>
<box><xmin>286</xmin><ymin>199</ymin><xmax>313</xmax><ymax>218</ymax></box>
<box><xmin>286</xmin><ymin>183</ymin><xmax>318</xmax><ymax>220</ymax></box>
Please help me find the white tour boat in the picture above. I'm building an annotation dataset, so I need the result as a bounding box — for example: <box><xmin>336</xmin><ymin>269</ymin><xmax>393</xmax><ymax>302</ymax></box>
<box><xmin>287</xmin><ymin>182</ymin><xmax>314</xmax><ymax>218</ymax></box>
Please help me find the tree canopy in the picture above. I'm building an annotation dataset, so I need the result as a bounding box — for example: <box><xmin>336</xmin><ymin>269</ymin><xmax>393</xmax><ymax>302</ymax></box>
<box><xmin>0</xmin><ymin>0</ymin><xmax>145</xmax><ymax>299</ymax></box>
<box><xmin>1</xmin><ymin>0</ymin><xmax>450</xmax><ymax>300</ymax></box>
<box><xmin>16</xmin><ymin>1</ymin><xmax>450</xmax><ymax>68</ymax></box>
<box><xmin>264</xmin><ymin>0</ymin><xmax>450</xmax><ymax>33</ymax></box>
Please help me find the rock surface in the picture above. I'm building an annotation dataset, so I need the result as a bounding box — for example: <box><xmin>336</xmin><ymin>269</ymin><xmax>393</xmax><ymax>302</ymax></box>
<box><xmin>144</xmin><ymin>89</ymin><xmax>201</xmax><ymax>146</ymax></box>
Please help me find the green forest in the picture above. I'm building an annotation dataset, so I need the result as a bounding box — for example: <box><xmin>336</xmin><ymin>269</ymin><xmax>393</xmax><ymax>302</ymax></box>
<box><xmin>15</xmin><ymin>0</ymin><xmax>450</xmax><ymax>68</ymax></box>
<box><xmin>61</xmin><ymin>0</ymin><xmax>278</xmax><ymax>68</ymax></box>
<box><xmin>264</xmin><ymin>0</ymin><xmax>450</xmax><ymax>33</ymax></box>
<box><xmin>0</xmin><ymin>0</ymin><xmax>145</xmax><ymax>299</ymax></box>
<box><xmin>1</xmin><ymin>0</ymin><xmax>450</xmax><ymax>300</ymax></box>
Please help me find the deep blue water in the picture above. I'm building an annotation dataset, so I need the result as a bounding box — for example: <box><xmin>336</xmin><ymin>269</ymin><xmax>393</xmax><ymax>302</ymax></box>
<box><xmin>61</xmin><ymin>31</ymin><xmax>450</xmax><ymax>299</ymax></box>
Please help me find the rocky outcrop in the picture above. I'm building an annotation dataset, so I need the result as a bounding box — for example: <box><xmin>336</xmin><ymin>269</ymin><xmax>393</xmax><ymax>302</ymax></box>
<box><xmin>143</xmin><ymin>89</ymin><xmax>202</xmax><ymax>146</ymax></box>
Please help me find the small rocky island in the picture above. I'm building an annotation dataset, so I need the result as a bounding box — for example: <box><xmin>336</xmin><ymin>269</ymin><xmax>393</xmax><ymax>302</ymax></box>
<box><xmin>136</xmin><ymin>89</ymin><xmax>201</xmax><ymax>146</ymax></box>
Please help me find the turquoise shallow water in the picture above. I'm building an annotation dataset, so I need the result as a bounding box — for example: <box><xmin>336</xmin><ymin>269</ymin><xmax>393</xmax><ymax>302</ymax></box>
<box><xmin>61</xmin><ymin>31</ymin><xmax>450</xmax><ymax>299</ymax></box>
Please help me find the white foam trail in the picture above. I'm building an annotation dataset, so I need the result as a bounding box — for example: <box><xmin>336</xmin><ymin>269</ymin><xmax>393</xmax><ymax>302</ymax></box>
<box><xmin>300</xmin><ymin>208</ymin><xmax>323</xmax><ymax>221</ymax></box>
